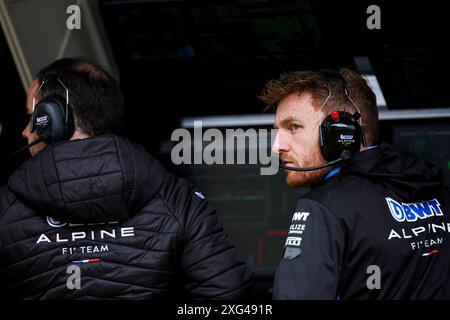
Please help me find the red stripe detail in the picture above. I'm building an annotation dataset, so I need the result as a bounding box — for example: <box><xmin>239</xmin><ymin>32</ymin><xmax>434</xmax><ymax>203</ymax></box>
<box><xmin>429</xmin><ymin>250</ymin><xmax>439</xmax><ymax>256</ymax></box>
<box><xmin>89</xmin><ymin>258</ymin><xmax>101</xmax><ymax>263</ymax></box>
<box><xmin>267</xmin><ymin>229</ymin><xmax>288</xmax><ymax>236</ymax></box>
<box><xmin>423</xmin><ymin>250</ymin><xmax>439</xmax><ymax>257</ymax></box>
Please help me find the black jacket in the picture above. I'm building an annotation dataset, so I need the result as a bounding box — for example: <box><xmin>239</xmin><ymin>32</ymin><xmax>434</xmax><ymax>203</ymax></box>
<box><xmin>0</xmin><ymin>135</ymin><xmax>253</xmax><ymax>299</ymax></box>
<box><xmin>274</xmin><ymin>143</ymin><xmax>450</xmax><ymax>299</ymax></box>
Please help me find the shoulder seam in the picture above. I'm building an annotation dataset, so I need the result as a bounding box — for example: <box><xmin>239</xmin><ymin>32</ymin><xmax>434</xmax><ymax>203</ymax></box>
<box><xmin>155</xmin><ymin>178</ymin><xmax>185</xmax><ymax>232</ymax></box>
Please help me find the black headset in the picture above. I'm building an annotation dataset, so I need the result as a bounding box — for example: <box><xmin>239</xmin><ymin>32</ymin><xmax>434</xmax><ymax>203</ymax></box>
<box><xmin>319</xmin><ymin>69</ymin><xmax>367</xmax><ymax>161</ymax></box>
<box><xmin>30</xmin><ymin>75</ymin><xmax>74</xmax><ymax>144</ymax></box>
<box><xmin>10</xmin><ymin>75</ymin><xmax>75</xmax><ymax>157</ymax></box>
<box><xmin>279</xmin><ymin>69</ymin><xmax>367</xmax><ymax>172</ymax></box>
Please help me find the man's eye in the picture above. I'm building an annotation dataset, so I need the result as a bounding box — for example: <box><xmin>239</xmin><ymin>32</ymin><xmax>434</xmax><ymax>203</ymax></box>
<box><xmin>290</xmin><ymin>123</ymin><xmax>301</xmax><ymax>131</ymax></box>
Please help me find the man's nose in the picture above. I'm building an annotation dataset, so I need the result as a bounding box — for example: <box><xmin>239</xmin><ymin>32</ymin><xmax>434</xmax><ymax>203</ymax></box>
<box><xmin>271</xmin><ymin>130</ymin><xmax>289</xmax><ymax>154</ymax></box>
<box><xmin>22</xmin><ymin>121</ymin><xmax>30</xmax><ymax>139</ymax></box>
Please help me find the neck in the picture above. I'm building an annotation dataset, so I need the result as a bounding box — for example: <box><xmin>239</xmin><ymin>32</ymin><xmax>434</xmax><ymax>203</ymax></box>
<box><xmin>70</xmin><ymin>130</ymin><xmax>91</xmax><ymax>141</ymax></box>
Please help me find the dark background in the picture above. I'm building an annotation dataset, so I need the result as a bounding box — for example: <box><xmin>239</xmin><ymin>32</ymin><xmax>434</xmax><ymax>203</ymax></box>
<box><xmin>99</xmin><ymin>0</ymin><xmax>450</xmax><ymax>145</ymax></box>
<box><xmin>1</xmin><ymin>0</ymin><xmax>450</xmax><ymax>299</ymax></box>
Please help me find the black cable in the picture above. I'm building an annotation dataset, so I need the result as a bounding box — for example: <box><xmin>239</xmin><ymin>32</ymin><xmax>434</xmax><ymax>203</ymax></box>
<box><xmin>278</xmin><ymin>150</ymin><xmax>352</xmax><ymax>172</ymax></box>
<box><xmin>10</xmin><ymin>138</ymin><xmax>43</xmax><ymax>158</ymax></box>
<box><xmin>279</xmin><ymin>157</ymin><xmax>342</xmax><ymax>171</ymax></box>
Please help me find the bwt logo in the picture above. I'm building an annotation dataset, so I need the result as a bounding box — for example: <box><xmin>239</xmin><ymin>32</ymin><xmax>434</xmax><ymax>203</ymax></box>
<box><xmin>385</xmin><ymin>197</ymin><xmax>443</xmax><ymax>222</ymax></box>
<box><xmin>292</xmin><ymin>211</ymin><xmax>310</xmax><ymax>222</ymax></box>
<box><xmin>340</xmin><ymin>134</ymin><xmax>353</xmax><ymax>140</ymax></box>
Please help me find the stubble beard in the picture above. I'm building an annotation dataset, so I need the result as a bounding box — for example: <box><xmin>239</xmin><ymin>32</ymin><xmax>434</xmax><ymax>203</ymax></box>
<box><xmin>285</xmin><ymin>152</ymin><xmax>331</xmax><ymax>188</ymax></box>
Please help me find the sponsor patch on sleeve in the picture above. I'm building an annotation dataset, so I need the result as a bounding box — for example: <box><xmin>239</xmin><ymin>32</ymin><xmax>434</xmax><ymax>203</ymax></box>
<box><xmin>282</xmin><ymin>211</ymin><xmax>310</xmax><ymax>259</ymax></box>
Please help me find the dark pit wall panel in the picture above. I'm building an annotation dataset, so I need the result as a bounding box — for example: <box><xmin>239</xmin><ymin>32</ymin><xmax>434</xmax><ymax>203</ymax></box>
<box><xmin>98</xmin><ymin>0</ymin><xmax>356</xmax><ymax>152</ymax></box>
<box><xmin>380</xmin><ymin>119</ymin><xmax>450</xmax><ymax>188</ymax></box>
<box><xmin>0</xmin><ymin>27</ymin><xmax>28</xmax><ymax>186</ymax></box>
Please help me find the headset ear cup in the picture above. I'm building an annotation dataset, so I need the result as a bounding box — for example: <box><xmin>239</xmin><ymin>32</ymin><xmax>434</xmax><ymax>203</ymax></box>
<box><xmin>32</xmin><ymin>96</ymin><xmax>74</xmax><ymax>143</ymax></box>
<box><xmin>51</xmin><ymin>96</ymin><xmax>74</xmax><ymax>142</ymax></box>
<box><xmin>32</xmin><ymin>101</ymin><xmax>52</xmax><ymax>143</ymax></box>
<box><xmin>319</xmin><ymin>124</ymin><xmax>329</xmax><ymax>161</ymax></box>
<box><xmin>320</xmin><ymin>111</ymin><xmax>362</xmax><ymax>162</ymax></box>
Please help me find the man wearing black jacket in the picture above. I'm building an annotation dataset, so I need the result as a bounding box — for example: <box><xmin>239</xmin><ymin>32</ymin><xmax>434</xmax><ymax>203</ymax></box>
<box><xmin>0</xmin><ymin>58</ymin><xmax>253</xmax><ymax>299</ymax></box>
<box><xmin>260</xmin><ymin>68</ymin><xmax>450</xmax><ymax>299</ymax></box>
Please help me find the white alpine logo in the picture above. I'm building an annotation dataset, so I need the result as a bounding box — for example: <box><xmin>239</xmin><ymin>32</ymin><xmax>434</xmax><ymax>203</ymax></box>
<box><xmin>47</xmin><ymin>216</ymin><xmax>67</xmax><ymax>228</ymax></box>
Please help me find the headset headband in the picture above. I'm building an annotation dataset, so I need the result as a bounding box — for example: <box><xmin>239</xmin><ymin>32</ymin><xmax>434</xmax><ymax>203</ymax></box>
<box><xmin>317</xmin><ymin>69</ymin><xmax>364</xmax><ymax>127</ymax></box>
<box><xmin>32</xmin><ymin>77</ymin><xmax>70</xmax><ymax>125</ymax></box>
